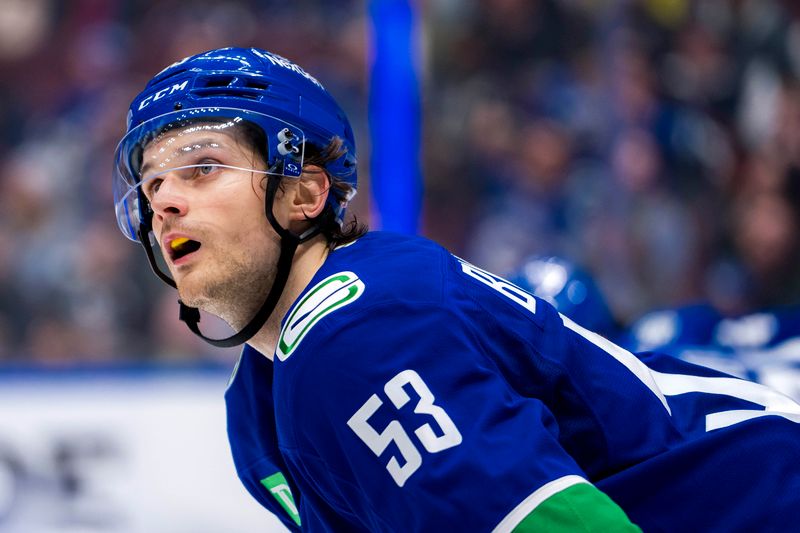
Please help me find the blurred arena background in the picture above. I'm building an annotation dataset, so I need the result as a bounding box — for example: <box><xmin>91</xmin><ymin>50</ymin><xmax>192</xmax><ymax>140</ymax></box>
<box><xmin>1</xmin><ymin>0</ymin><xmax>800</xmax><ymax>531</ymax></box>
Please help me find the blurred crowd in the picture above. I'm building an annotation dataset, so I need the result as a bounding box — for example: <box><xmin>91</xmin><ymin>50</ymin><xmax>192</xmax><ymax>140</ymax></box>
<box><xmin>425</xmin><ymin>0</ymin><xmax>800</xmax><ymax>323</ymax></box>
<box><xmin>1</xmin><ymin>0</ymin><xmax>800</xmax><ymax>365</ymax></box>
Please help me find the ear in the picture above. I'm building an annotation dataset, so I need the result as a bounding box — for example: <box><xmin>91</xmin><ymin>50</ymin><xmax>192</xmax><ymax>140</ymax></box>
<box><xmin>288</xmin><ymin>165</ymin><xmax>330</xmax><ymax>222</ymax></box>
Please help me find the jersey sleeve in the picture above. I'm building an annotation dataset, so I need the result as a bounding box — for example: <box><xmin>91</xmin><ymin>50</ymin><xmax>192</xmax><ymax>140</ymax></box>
<box><xmin>278</xmin><ymin>300</ymin><xmax>640</xmax><ymax>532</ymax></box>
<box><xmin>225</xmin><ymin>346</ymin><xmax>303</xmax><ymax>532</ymax></box>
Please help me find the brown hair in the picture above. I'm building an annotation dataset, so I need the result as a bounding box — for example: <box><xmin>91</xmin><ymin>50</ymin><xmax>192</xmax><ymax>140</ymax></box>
<box><xmin>300</xmin><ymin>137</ymin><xmax>368</xmax><ymax>250</ymax></box>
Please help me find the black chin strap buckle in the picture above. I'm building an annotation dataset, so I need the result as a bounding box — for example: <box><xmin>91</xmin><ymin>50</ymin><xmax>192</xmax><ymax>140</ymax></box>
<box><xmin>178</xmin><ymin>302</ymin><xmax>201</xmax><ymax>325</ymax></box>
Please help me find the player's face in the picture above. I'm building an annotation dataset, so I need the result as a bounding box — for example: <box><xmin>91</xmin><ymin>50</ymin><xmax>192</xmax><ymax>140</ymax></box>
<box><xmin>140</xmin><ymin>123</ymin><xmax>281</xmax><ymax>326</ymax></box>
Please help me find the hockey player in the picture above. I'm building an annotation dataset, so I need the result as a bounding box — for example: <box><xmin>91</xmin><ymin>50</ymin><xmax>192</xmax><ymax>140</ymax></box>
<box><xmin>113</xmin><ymin>48</ymin><xmax>800</xmax><ymax>531</ymax></box>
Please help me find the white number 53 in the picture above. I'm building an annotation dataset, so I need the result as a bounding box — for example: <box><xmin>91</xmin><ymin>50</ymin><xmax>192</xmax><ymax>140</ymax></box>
<box><xmin>347</xmin><ymin>369</ymin><xmax>463</xmax><ymax>487</ymax></box>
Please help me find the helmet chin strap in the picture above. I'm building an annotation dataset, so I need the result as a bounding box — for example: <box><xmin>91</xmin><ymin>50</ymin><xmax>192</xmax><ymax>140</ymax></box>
<box><xmin>139</xmin><ymin>174</ymin><xmax>321</xmax><ymax>348</ymax></box>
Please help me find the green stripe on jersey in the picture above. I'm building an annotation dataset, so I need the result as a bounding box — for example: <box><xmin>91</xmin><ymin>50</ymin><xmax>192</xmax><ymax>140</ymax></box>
<box><xmin>260</xmin><ymin>472</ymin><xmax>301</xmax><ymax>526</ymax></box>
<box><xmin>513</xmin><ymin>481</ymin><xmax>639</xmax><ymax>532</ymax></box>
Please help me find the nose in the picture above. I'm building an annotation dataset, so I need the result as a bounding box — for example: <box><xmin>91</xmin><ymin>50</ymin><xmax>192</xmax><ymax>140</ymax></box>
<box><xmin>149</xmin><ymin>174</ymin><xmax>189</xmax><ymax>222</ymax></box>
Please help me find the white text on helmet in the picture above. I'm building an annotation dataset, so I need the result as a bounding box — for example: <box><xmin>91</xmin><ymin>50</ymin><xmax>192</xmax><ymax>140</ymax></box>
<box><xmin>138</xmin><ymin>80</ymin><xmax>190</xmax><ymax>111</ymax></box>
<box><xmin>251</xmin><ymin>49</ymin><xmax>324</xmax><ymax>90</ymax></box>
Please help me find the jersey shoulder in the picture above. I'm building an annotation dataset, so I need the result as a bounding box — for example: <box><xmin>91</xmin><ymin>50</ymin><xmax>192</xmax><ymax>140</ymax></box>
<box><xmin>276</xmin><ymin>231</ymin><xmax>558</xmax><ymax>366</ymax></box>
<box><xmin>327</xmin><ymin>231</ymin><xmax>450</xmax><ymax>305</ymax></box>
<box><xmin>276</xmin><ymin>232</ymin><xmax>453</xmax><ymax>361</ymax></box>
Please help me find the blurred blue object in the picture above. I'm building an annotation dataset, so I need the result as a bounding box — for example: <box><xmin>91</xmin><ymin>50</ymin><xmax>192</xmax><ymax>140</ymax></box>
<box><xmin>620</xmin><ymin>307</ymin><xmax>800</xmax><ymax>403</ymax></box>
<box><xmin>713</xmin><ymin>304</ymin><xmax>800</xmax><ymax>350</ymax></box>
<box><xmin>622</xmin><ymin>302</ymin><xmax>800</xmax><ymax>354</ymax></box>
<box><xmin>620</xmin><ymin>303</ymin><xmax>724</xmax><ymax>353</ymax></box>
<box><xmin>507</xmin><ymin>255</ymin><xmax>617</xmax><ymax>338</ymax></box>
<box><xmin>620</xmin><ymin>302</ymin><xmax>800</xmax><ymax>403</ymax></box>
<box><xmin>368</xmin><ymin>0</ymin><xmax>422</xmax><ymax>234</ymax></box>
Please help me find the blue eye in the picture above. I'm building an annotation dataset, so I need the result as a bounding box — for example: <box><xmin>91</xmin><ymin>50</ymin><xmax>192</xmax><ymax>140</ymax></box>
<box><xmin>199</xmin><ymin>164</ymin><xmax>215</xmax><ymax>175</ymax></box>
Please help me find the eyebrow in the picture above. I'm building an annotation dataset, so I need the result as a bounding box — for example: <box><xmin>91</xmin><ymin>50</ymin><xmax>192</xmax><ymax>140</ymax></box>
<box><xmin>139</xmin><ymin>137</ymin><xmax>224</xmax><ymax>177</ymax></box>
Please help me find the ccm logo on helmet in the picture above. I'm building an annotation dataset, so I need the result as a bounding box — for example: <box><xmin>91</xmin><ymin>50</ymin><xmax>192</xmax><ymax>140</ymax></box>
<box><xmin>138</xmin><ymin>80</ymin><xmax>190</xmax><ymax>111</ymax></box>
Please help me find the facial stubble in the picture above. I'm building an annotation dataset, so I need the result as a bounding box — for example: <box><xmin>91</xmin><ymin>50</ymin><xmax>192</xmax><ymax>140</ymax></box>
<box><xmin>175</xmin><ymin>231</ymin><xmax>281</xmax><ymax>331</ymax></box>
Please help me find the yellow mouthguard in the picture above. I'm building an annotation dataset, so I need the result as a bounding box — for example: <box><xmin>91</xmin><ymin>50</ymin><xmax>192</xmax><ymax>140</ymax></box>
<box><xmin>171</xmin><ymin>237</ymin><xmax>190</xmax><ymax>250</ymax></box>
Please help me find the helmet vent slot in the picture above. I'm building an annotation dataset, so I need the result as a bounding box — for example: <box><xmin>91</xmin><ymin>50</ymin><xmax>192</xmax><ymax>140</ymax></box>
<box><xmin>245</xmin><ymin>79</ymin><xmax>270</xmax><ymax>90</ymax></box>
<box><xmin>203</xmin><ymin>76</ymin><xmax>235</xmax><ymax>88</ymax></box>
<box><xmin>195</xmin><ymin>88</ymin><xmax>261</xmax><ymax>100</ymax></box>
<box><xmin>193</xmin><ymin>75</ymin><xmax>269</xmax><ymax>100</ymax></box>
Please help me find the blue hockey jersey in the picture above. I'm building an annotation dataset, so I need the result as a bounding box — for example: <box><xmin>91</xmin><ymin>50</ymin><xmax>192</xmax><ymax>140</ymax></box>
<box><xmin>225</xmin><ymin>232</ymin><xmax>800</xmax><ymax>532</ymax></box>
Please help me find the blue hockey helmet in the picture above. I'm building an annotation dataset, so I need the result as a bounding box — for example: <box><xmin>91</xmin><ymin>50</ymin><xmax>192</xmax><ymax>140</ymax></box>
<box><xmin>113</xmin><ymin>47</ymin><xmax>357</xmax><ymax>242</ymax></box>
<box><xmin>508</xmin><ymin>255</ymin><xmax>617</xmax><ymax>337</ymax></box>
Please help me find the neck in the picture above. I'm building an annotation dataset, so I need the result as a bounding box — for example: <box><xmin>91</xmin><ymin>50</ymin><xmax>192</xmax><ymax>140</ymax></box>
<box><xmin>246</xmin><ymin>234</ymin><xmax>330</xmax><ymax>359</ymax></box>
